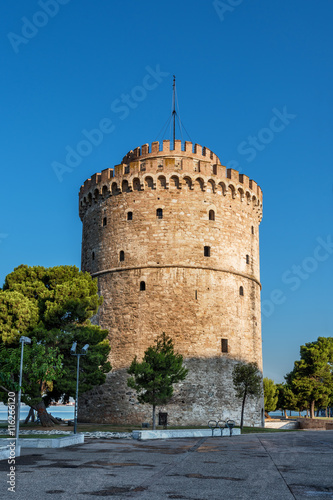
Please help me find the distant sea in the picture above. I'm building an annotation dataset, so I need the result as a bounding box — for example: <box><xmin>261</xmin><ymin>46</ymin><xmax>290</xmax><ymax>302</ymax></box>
<box><xmin>269</xmin><ymin>410</ymin><xmax>307</xmax><ymax>417</ymax></box>
<box><xmin>0</xmin><ymin>404</ymin><xmax>74</xmax><ymax>422</ymax></box>
<box><xmin>0</xmin><ymin>405</ymin><xmax>319</xmax><ymax>422</ymax></box>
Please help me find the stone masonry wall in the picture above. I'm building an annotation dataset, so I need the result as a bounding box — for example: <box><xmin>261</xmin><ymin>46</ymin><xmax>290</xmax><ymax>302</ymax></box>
<box><xmin>78</xmin><ymin>140</ymin><xmax>264</xmax><ymax>426</ymax></box>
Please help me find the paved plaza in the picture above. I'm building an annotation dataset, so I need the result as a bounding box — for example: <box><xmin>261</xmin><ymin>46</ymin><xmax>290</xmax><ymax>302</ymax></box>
<box><xmin>1</xmin><ymin>431</ymin><xmax>333</xmax><ymax>499</ymax></box>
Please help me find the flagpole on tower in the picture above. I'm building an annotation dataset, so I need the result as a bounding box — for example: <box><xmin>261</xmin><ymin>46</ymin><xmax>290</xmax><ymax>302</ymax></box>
<box><xmin>172</xmin><ymin>75</ymin><xmax>176</xmax><ymax>150</ymax></box>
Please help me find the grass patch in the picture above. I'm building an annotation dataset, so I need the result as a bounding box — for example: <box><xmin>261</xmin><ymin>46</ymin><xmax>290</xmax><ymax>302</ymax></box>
<box><xmin>0</xmin><ymin>422</ymin><xmax>303</xmax><ymax>434</ymax></box>
<box><xmin>241</xmin><ymin>426</ymin><xmax>299</xmax><ymax>434</ymax></box>
<box><xmin>305</xmin><ymin>417</ymin><xmax>333</xmax><ymax>421</ymax></box>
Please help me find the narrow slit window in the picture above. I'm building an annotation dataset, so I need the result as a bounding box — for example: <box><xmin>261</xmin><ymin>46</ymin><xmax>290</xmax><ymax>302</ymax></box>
<box><xmin>204</xmin><ymin>246</ymin><xmax>211</xmax><ymax>257</ymax></box>
<box><xmin>195</xmin><ymin>290</ymin><xmax>198</xmax><ymax>300</ymax></box>
<box><xmin>92</xmin><ymin>251</ymin><xmax>95</xmax><ymax>261</ymax></box>
<box><xmin>239</xmin><ymin>286</ymin><xmax>244</xmax><ymax>296</ymax></box>
<box><xmin>127</xmin><ymin>212</ymin><xmax>133</xmax><ymax>221</ymax></box>
<box><xmin>209</xmin><ymin>210</ymin><xmax>215</xmax><ymax>221</ymax></box>
<box><xmin>140</xmin><ymin>281</ymin><xmax>146</xmax><ymax>291</ymax></box>
<box><xmin>119</xmin><ymin>251</ymin><xmax>125</xmax><ymax>262</ymax></box>
<box><xmin>251</xmin><ymin>225</ymin><xmax>254</xmax><ymax>234</ymax></box>
<box><xmin>103</xmin><ymin>217</ymin><xmax>107</xmax><ymax>227</ymax></box>
<box><xmin>246</xmin><ymin>255</ymin><xmax>250</xmax><ymax>264</ymax></box>
<box><xmin>221</xmin><ymin>339</ymin><xmax>228</xmax><ymax>353</ymax></box>
<box><xmin>156</xmin><ymin>208</ymin><xmax>163</xmax><ymax>219</ymax></box>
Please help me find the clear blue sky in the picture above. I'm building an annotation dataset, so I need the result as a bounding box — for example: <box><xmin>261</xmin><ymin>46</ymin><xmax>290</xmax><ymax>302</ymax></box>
<box><xmin>1</xmin><ymin>0</ymin><xmax>332</xmax><ymax>383</ymax></box>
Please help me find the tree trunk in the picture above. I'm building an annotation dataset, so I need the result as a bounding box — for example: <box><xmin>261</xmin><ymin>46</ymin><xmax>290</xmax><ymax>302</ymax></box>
<box><xmin>24</xmin><ymin>407</ymin><xmax>35</xmax><ymax>424</ymax></box>
<box><xmin>240</xmin><ymin>391</ymin><xmax>247</xmax><ymax>429</ymax></box>
<box><xmin>310</xmin><ymin>401</ymin><xmax>315</xmax><ymax>419</ymax></box>
<box><xmin>152</xmin><ymin>405</ymin><xmax>156</xmax><ymax>430</ymax></box>
<box><xmin>32</xmin><ymin>400</ymin><xmax>57</xmax><ymax>427</ymax></box>
<box><xmin>326</xmin><ymin>407</ymin><xmax>328</xmax><ymax>418</ymax></box>
<box><xmin>284</xmin><ymin>409</ymin><xmax>287</xmax><ymax>418</ymax></box>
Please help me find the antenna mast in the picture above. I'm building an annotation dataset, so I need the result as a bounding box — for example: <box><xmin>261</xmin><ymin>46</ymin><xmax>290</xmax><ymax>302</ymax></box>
<box><xmin>172</xmin><ymin>75</ymin><xmax>176</xmax><ymax>150</ymax></box>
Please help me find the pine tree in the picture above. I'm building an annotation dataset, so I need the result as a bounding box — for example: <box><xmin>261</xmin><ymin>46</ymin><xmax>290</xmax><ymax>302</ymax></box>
<box><xmin>263</xmin><ymin>377</ymin><xmax>278</xmax><ymax>416</ymax></box>
<box><xmin>0</xmin><ymin>265</ymin><xmax>111</xmax><ymax>426</ymax></box>
<box><xmin>276</xmin><ymin>383</ymin><xmax>300</xmax><ymax>417</ymax></box>
<box><xmin>127</xmin><ymin>333</ymin><xmax>188</xmax><ymax>429</ymax></box>
<box><xmin>286</xmin><ymin>337</ymin><xmax>333</xmax><ymax>418</ymax></box>
<box><xmin>232</xmin><ymin>362</ymin><xmax>262</xmax><ymax>429</ymax></box>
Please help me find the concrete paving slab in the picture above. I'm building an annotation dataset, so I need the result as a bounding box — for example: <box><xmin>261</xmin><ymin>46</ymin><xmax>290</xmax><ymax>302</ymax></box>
<box><xmin>0</xmin><ymin>446</ymin><xmax>12</xmax><ymax>461</ymax></box>
<box><xmin>0</xmin><ymin>434</ymin><xmax>84</xmax><ymax>448</ymax></box>
<box><xmin>132</xmin><ymin>428</ymin><xmax>241</xmax><ymax>440</ymax></box>
<box><xmin>1</xmin><ymin>431</ymin><xmax>333</xmax><ymax>499</ymax></box>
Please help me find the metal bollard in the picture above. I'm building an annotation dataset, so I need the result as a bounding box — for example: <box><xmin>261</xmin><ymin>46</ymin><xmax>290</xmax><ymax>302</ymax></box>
<box><xmin>208</xmin><ymin>420</ymin><xmax>217</xmax><ymax>437</ymax></box>
<box><xmin>226</xmin><ymin>419</ymin><xmax>236</xmax><ymax>436</ymax></box>
<box><xmin>217</xmin><ymin>420</ymin><xmax>226</xmax><ymax>437</ymax></box>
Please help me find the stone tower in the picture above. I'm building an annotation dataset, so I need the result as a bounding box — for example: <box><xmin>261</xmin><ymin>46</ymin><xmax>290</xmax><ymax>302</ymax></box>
<box><xmin>78</xmin><ymin>139</ymin><xmax>264</xmax><ymax>426</ymax></box>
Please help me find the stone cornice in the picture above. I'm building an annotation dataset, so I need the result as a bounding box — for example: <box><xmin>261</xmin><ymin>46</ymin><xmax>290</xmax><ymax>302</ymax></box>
<box><xmin>91</xmin><ymin>264</ymin><xmax>262</xmax><ymax>289</ymax></box>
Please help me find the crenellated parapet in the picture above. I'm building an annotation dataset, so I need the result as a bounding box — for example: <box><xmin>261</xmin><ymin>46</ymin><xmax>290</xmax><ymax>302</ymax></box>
<box><xmin>79</xmin><ymin>140</ymin><xmax>263</xmax><ymax>221</ymax></box>
<box><xmin>121</xmin><ymin>139</ymin><xmax>221</xmax><ymax>164</ymax></box>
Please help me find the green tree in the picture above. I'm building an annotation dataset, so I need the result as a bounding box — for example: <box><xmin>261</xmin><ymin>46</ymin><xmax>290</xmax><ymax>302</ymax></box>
<box><xmin>286</xmin><ymin>337</ymin><xmax>333</xmax><ymax>419</ymax></box>
<box><xmin>263</xmin><ymin>377</ymin><xmax>278</xmax><ymax>416</ymax></box>
<box><xmin>0</xmin><ymin>265</ymin><xmax>111</xmax><ymax>426</ymax></box>
<box><xmin>127</xmin><ymin>333</ymin><xmax>188</xmax><ymax>429</ymax></box>
<box><xmin>276</xmin><ymin>383</ymin><xmax>300</xmax><ymax>417</ymax></box>
<box><xmin>232</xmin><ymin>362</ymin><xmax>262</xmax><ymax>429</ymax></box>
<box><xmin>0</xmin><ymin>341</ymin><xmax>64</xmax><ymax>426</ymax></box>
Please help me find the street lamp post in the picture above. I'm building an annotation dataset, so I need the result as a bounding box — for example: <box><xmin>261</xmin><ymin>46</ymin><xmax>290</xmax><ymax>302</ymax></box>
<box><xmin>16</xmin><ymin>336</ymin><xmax>31</xmax><ymax>448</ymax></box>
<box><xmin>70</xmin><ymin>343</ymin><xmax>89</xmax><ymax>434</ymax></box>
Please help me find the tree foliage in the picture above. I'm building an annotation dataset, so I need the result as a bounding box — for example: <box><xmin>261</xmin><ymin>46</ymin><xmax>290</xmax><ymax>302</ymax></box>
<box><xmin>263</xmin><ymin>377</ymin><xmax>278</xmax><ymax>414</ymax></box>
<box><xmin>127</xmin><ymin>333</ymin><xmax>188</xmax><ymax>429</ymax></box>
<box><xmin>232</xmin><ymin>362</ymin><xmax>262</xmax><ymax>429</ymax></box>
<box><xmin>0</xmin><ymin>342</ymin><xmax>63</xmax><ymax>402</ymax></box>
<box><xmin>0</xmin><ymin>265</ymin><xmax>111</xmax><ymax>426</ymax></box>
<box><xmin>276</xmin><ymin>383</ymin><xmax>300</xmax><ymax>416</ymax></box>
<box><xmin>286</xmin><ymin>337</ymin><xmax>333</xmax><ymax>418</ymax></box>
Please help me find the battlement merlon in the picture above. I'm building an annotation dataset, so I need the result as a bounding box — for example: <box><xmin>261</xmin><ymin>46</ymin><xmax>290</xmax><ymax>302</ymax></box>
<box><xmin>78</xmin><ymin>140</ymin><xmax>263</xmax><ymax>203</ymax></box>
<box><xmin>121</xmin><ymin>140</ymin><xmax>220</xmax><ymax>165</ymax></box>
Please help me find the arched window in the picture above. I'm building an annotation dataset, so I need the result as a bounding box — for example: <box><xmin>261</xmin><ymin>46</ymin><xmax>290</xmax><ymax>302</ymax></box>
<box><xmin>246</xmin><ymin>255</ymin><xmax>250</xmax><ymax>264</ymax></box>
<box><xmin>127</xmin><ymin>212</ymin><xmax>133</xmax><ymax>221</ymax></box>
<box><xmin>133</xmin><ymin>178</ymin><xmax>141</xmax><ymax>191</ymax></box>
<box><xmin>92</xmin><ymin>251</ymin><xmax>95</xmax><ymax>261</ymax></box>
<box><xmin>103</xmin><ymin>217</ymin><xmax>107</xmax><ymax>227</ymax></box>
<box><xmin>204</xmin><ymin>246</ymin><xmax>211</xmax><ymax>257</ymax></box>
<box><xmin>119</xmin><ymin>251</ymin><xmax>125</xmax><ymax>262</ymax></box>
<box><xmin>209</xmin><ymin>210</ymin><xmax>215</xmax><ymax>221</ymax></box>
<box><xmin>111</xmin><ymin>183</ymin><xmax>118</xmax><ymax>195</ymax></box>
<box><xmin>140</xmin><ymin>281</ymin><xmax>146</xmax><ymax>291</ymax></box>
<box><xmin>239</xmin><ymin>286</ymin><xmax>244</xmax><ymax>296</ymax></box>
<box><xmin>156</xmin><ymin>208</ymin><xmax>163</xmax><ymax>219</ymax></box>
